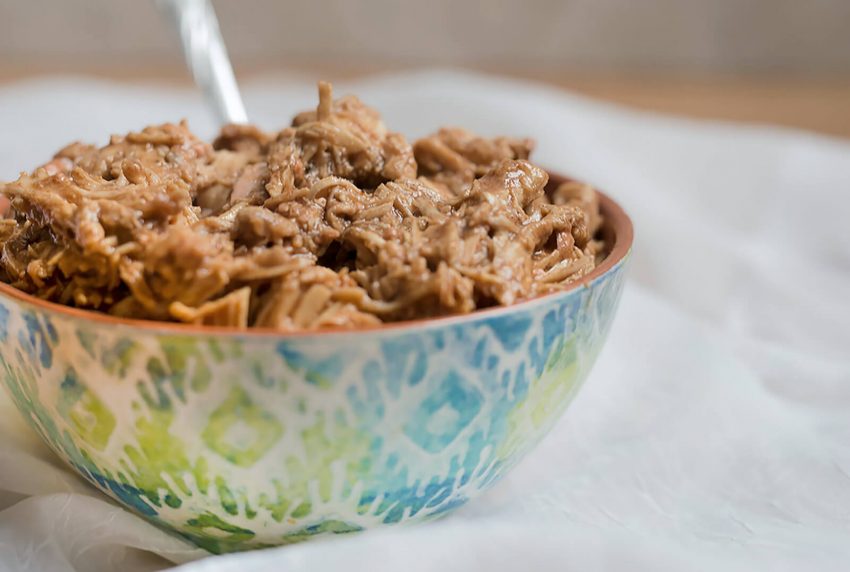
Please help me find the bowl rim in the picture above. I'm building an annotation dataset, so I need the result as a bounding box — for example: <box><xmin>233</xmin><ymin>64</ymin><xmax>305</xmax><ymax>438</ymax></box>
<box><xmin>0</xmin><ymin>172</ymin><xmax>633</xmax><ymax>338</ymax></box>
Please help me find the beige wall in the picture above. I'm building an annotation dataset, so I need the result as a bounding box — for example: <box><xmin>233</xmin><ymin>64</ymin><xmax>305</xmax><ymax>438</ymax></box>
<box><xmin>1</xmin><ymin>0</ymin><xmax>849</xmax><ymax>74</ymax></box>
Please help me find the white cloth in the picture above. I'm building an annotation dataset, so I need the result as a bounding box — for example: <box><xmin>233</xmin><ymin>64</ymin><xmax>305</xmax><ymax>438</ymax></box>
<box><xmin>0</xmin><ymin>70</ymin><xmax>848</xmax><ymax>572</ymax></box>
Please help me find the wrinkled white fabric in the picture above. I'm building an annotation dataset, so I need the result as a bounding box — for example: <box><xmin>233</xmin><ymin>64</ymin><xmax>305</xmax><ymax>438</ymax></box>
<box><xmin>0</xmin><ymin>70</ymin><xmax>848</xmax><ymax>572</ymax></box>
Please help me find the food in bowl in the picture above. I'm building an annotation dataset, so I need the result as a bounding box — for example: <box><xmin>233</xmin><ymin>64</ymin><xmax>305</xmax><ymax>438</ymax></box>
<box><xmin>0</xmin><ymin>84</ymin><xmax>632</xmax><ymax>553</ymax></box>
<box><xmin>0</xmin><ymin>83</ymin><xmax>605</xmax><ymax>331</ymax></box>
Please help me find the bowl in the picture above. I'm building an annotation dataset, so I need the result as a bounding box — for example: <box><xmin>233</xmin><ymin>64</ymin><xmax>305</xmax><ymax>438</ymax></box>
<box><xmin>0</xmin><ymin>174</ymin><xmax>633</xmax><ymax>553</ymax></box>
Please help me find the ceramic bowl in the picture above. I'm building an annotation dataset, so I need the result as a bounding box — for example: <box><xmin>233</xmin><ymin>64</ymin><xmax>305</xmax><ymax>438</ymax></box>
<box><xmin>0</xmin><ymin>174</ymin><xmax>632</xmax><ymax>553</ymax></box>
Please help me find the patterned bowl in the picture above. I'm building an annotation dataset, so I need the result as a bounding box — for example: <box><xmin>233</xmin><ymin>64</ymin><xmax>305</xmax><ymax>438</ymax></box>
<box><xmin>0</xmin><ymin>175</ymin><xmax>632</xmax><ymax>553</ymax></box>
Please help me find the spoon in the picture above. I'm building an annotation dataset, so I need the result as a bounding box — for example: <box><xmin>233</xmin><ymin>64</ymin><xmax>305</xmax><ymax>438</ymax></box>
<box><xmin>157</xmin><ymin>0</ymin><xmax>248</xmax><ymax>125</ymax></box>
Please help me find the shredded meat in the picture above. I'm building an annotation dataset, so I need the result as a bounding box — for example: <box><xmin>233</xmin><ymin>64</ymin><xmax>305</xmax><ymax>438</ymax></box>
<box><xmin>414</xmin><ymin>127</ymin><xmax>534</xmax><ymax>196</ymax></box>
<box><xmin>0</xmin><ymin>83</ymin><xmax>606</xmax><ymax>331</ymax></box>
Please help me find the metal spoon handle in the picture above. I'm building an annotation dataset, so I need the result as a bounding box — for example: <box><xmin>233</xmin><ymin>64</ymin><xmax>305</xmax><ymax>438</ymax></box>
<box><xmin>157</xmin><ymin>0</ymin><xmax>248</xmax><ymax>125</ymax></box>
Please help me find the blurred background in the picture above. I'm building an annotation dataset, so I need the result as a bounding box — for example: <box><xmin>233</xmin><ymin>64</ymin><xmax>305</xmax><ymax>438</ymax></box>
<box><xmin>1</xmin><ymin>0</ymin><xmax>849</xmax><ymax>137</ymax></box>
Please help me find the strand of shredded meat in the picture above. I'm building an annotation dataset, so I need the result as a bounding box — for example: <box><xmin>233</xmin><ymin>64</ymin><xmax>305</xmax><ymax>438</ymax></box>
<box><xmin>0</xmin><ymin>82</ymin><xmax>604</xmax><ymax>331</ymax></box>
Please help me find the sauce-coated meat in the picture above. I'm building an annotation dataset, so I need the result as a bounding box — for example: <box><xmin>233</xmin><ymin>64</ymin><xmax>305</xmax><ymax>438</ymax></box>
<box><xmin>0</xmin><ymin>83</ymin><xmax>605</xmax><ymax>330</ymax></box>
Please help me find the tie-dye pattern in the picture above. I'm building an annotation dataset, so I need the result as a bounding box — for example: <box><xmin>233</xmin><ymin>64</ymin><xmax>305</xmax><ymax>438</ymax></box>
<box><xmin>0</xmin><ymin>257</ymin><xmax>627</xmax><ymax>553</ymax></box>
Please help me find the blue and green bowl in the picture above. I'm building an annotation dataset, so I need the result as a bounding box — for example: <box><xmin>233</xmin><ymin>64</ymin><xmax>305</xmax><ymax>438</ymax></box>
<box><xmin>0</xmin><ymin>175</ymin><xmax>632</xmax><ymax>553</ymax></box>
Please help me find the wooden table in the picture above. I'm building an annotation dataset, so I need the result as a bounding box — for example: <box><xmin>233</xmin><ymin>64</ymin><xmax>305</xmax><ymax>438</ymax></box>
<box><xmin>2</xmin><ymin>63</ymin><xmax>849</xmax><ymax>139</ymax></box>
